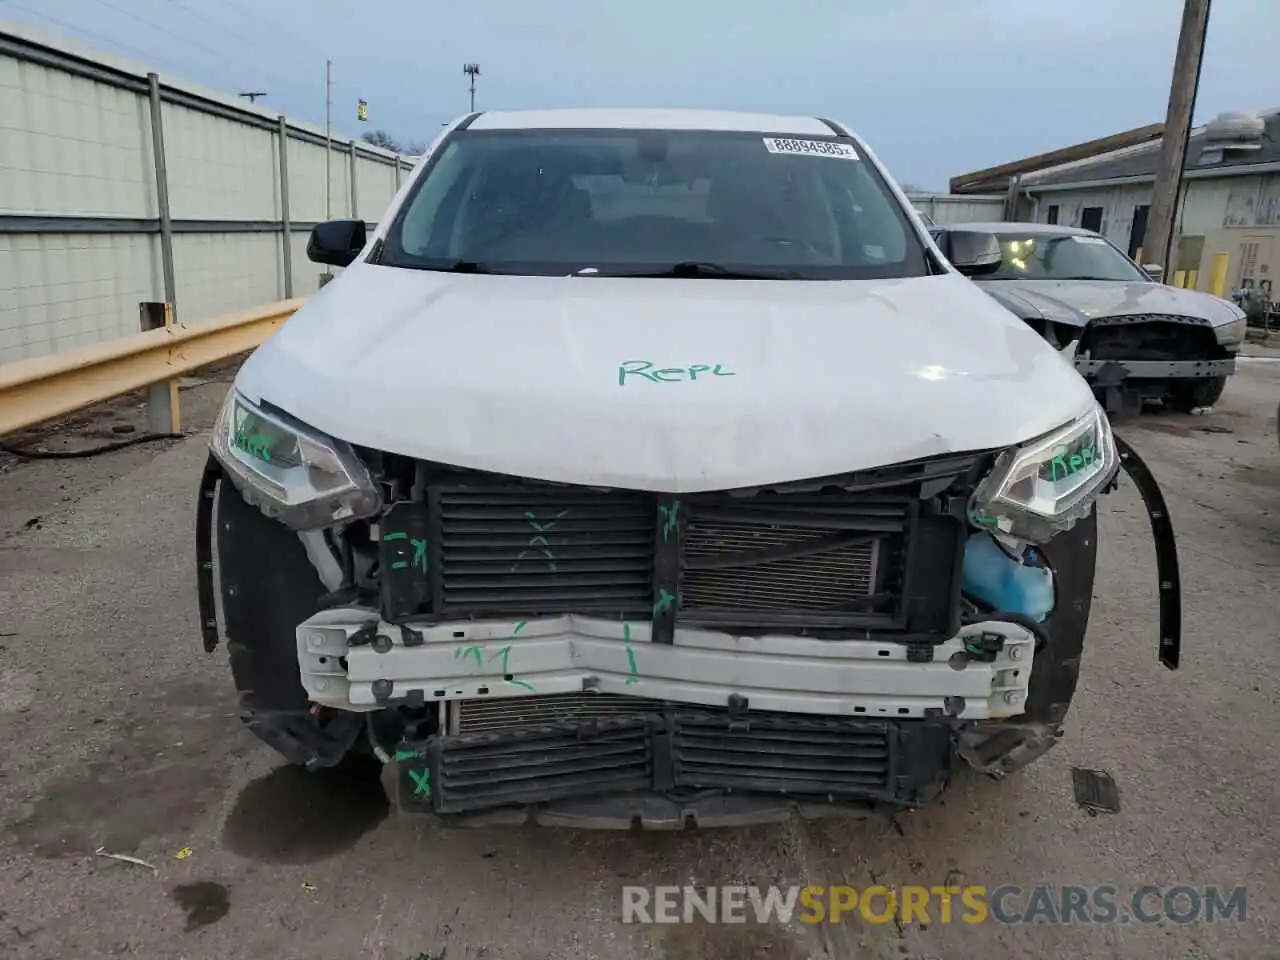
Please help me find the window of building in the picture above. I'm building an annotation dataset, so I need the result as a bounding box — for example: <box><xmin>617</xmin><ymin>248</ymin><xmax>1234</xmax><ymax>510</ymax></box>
<box><xmin>1046</xmin><ymin>204</ymin><xmax>1059</xmax><ymax>225</ymax></box>
<box><xmin>1080</xmin><ymin>206</ymin><xmax>1104</xmax><ymax>232</ymax></box>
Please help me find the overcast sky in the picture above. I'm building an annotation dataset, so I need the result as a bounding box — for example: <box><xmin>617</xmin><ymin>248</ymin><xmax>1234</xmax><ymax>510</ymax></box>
<box><xmin>2</xmin><ymin>0</ymin><xmax>1275</xmax><ymax>188</ymax></box>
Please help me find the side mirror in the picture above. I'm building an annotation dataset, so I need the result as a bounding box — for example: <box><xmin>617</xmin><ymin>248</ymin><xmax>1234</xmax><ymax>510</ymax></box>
<box><xmin>306</xmin><ymin>219</ymin><xmax>367</xmax><ymax>267</ymax></box>
<box><xmin>1142</xmin><ymin>263</ymin><xmax>1164</xmax><ymax>281</ymax></box>
<box><xmin>947</xmin><ymin>230</ymin><xmax>1003</xmax><ymax>277</ymax></box>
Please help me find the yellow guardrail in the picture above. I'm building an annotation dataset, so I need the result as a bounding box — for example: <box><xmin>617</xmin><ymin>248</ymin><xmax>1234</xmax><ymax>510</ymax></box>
<box><xmin>0</xmin><ymin>298</ymin><xmax>304</xmax><ymax>437</ymax></box>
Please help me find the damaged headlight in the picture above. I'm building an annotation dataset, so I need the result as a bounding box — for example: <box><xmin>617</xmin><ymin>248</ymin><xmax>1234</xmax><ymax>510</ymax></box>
<box><xmin>210</xmin><ymin>389</ymin><xmax>381</xmax><ymax>530</ymax></box>
<box><xmin>969</xmin><ymin>404</ymin><xmax>1119</xmax><ymax>544</ymax></box>
<box><xmin>1215</xmin><ymin>315</ymin><xmax>1247</xmax><ymax>346</ymax></box>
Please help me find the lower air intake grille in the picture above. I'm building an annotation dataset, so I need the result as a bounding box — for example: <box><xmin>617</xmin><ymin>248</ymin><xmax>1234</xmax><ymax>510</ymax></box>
<box><xmin>434</xmin><ymin>719</ymin><xmax>652</xmax><ymax>813</ymax></box>
<box><xmin>438</xmin><ymin>485</ymin><xmax>653</xmax><ymax>616</ymax></box>
<box><xmin>454</xmin><ymin>693</ymin><xmax>666</xmax><ymax>734</ymax></box>
<box><xmin>673</xmin><ymin>712</ymin><xmax>893</xmax><ymax>794</ymax></box>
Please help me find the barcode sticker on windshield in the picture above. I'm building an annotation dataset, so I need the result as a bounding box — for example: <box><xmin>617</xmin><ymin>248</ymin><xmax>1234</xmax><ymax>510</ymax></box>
<box><xmin>763</xmin><ymin>138</ymin><xmax>859</xmax><ymax>160</ymax></box>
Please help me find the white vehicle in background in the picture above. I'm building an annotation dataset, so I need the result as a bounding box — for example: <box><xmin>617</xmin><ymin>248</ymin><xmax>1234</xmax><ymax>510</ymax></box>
<box><xmin>197</xmin><ymin>108</ymin><xmax>1179</xmax><ymax>829</ymax></box>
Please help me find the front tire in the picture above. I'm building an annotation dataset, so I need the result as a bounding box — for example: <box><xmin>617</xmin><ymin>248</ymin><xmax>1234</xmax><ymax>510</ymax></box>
<box><xmin>1168</xmin><ymin>375</ymin><xmax>1227</xmax><ymax>412</ymax></box>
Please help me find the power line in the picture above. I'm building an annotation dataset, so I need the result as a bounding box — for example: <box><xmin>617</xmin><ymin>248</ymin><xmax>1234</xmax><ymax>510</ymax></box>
<box><xmin>83</xmin><ymin>0</ymin><xmax>243</xmax><ymax>66</ymax></box>
<box><xmin>3</xmin><ymin>1</ymin><xmax>163</xmax><ymax>65</ymax></box>
<box><xmin>83</xmin><ymin>0</ymin><xmax>292</xmax><ymax>92</ymax></box>
<box><xmin>160</xmin><ymin>0</ymin><xmax>289</xmax><ymax>64</ymax></box>
<box><xmin>215</xmin><ymin>0</ymin><xmax>339</xmax><ymax>67</ymax></box>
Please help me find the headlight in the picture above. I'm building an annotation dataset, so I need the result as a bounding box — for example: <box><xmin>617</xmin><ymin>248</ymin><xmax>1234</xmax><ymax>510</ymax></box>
<box><xmin>969</xmin><ymin>405</ymin><xmax>1119</xmax><ymax>544</ymax></box>
<box><xmin>1215</xmin><ymin>315</ymin><xmax>1247</xmax><ymax>346</ymax></box>
<box><xmin>210</xmin><ymin>390</ymin><xmax>381</xmax><ymax>530</ymax></box>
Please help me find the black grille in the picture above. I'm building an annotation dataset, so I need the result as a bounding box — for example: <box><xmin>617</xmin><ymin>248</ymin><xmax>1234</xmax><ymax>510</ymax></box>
<box><xmin>1078</xmin><ymin>314</ymin><xmax>1222</xmax><ymax>362</ymax></box>
<box><xmin>395</xmin><ymin>708</ymin><xmax>958</xmax><ymax>815</ymax></box>
<box><xmin>455</xmin><ymin>692</ymin><xmax>666</xmax><ymax>734</ymax></box>
<box><xmin>431</xmin><ymin>718</ymin><xmax>652</xmax><ymax>813</ymax></box>
<box><xmin>374</xmin><ymin>454</ymin><xmax>981</xmax><ymax>639</ymax></box>
<box><xmin>437</xmin><ymin>485</ymin><xmax>653</xmax><ymax>616</ymax></box>
<box><xmin>673</xmin><ymin>712</ymin><xmax>893</xmax><ymax>794</ymax></box>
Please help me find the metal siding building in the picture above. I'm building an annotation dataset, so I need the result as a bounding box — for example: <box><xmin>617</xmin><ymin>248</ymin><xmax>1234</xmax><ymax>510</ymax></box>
<box><xmin>905</xmin><ymin>192</ymin><xmax>1005</xmax><ymax>226</ymax></box>
<box><xmin>0</xmin><ymin>20</ymin><xmax>415</xmax><ymax>365</ymax></box>
<box><xmin>1016</xmin><ymin>110</ymin><xmax>1280</xmax><ymax>297</ymax></box>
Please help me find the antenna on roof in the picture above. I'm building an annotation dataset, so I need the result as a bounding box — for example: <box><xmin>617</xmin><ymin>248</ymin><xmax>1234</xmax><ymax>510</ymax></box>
<box><xmin>463</xmin><ymin>63</ymin><xmax>481</xmax><ymax>113</ymax></box>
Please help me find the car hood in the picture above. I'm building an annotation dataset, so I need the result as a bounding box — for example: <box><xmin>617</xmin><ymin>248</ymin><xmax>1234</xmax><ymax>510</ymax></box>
<box><xmin>235</xmin><ymin>264</ymin><xmax>1096</xmax><ymax>492</ymax></box>
<box><xmin>977</xmin><ymin>278</ymin><xmax>1243</xmax><ymax>329</ymax></box>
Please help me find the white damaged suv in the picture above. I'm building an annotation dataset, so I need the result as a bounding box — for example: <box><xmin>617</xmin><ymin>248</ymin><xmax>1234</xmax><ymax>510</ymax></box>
<box><xmin>197</xmin><ymin>109</ymin><xmax>1178</xmax><ymax>828</ymax></box>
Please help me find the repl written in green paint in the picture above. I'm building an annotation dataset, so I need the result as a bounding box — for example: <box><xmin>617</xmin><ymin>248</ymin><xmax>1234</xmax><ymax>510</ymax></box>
<box><xmin>618</xmin><ymin>360</ymin><xmax>735</xmax><ymax>386</ymax></box>
<box><xmin>1043</xmin><ymin>443</ymin><xmax>1099</xmax><ymax>482</ymax></box>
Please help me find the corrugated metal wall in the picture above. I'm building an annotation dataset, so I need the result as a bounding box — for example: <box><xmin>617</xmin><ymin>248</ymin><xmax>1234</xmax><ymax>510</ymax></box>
<box><xmin>906</xmin><ymin>193</ymin><xmax>1005</xmax><ymax>225</ymax></box>
<box><xmin>1025</xmin><ymin>174</ymin><xmax>1280</xmax><ymax>295</ymax></box>
<box><xmin>1026</xmin><ymin>184</ymin><xmax>1151</xmax><ymax>248</ymax></box>
<box><xmin>0</xmin><ymin>23</ymin><xmax>415</xmax><ymax>365</ymax></box>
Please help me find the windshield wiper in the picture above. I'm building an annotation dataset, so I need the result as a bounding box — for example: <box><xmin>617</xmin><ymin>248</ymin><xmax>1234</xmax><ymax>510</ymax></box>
<box><xmin>397</xmin><ymin>259</ymin><xmax>499</xmax><ymax>274</ymax></box>
<box><xmin>599</xmin><ymin>262</ymin><xmax>804</xmax><ymax>280</ymax></box>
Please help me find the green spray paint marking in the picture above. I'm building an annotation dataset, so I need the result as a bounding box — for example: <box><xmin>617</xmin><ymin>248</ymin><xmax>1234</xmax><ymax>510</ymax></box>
<box><xmin>623</xmin><ymin>621</ymin><xmax>639</xmax><ymax>684</ymax></box>
<box><xmin>454</xmin><ymin>645</ymin><xmax>484</xmax><ymax>670</ymax></box>
<box><xmin>453</xmin><ymin>624</ymin><xmax>534</xmax><ymax>684</ymax></box>
<box><xmin>393</xmin><ymin>748</ymin><xmax>418</xmax><ymax>762</ymax></box>
<box><xmin>1046</xmin><ymin>443</ymin><xmax>1098</xmax><ymax>482</ymax></box>
<box><xmin>974</xmin><ymin>508</ymin><xmax>1000</xmax><ymax>529</ymax></box>
<box><xmin>490</xmin><ymin>644</ymin><xmax>513</xmax><ymax>672</ymax></box>
<box><xmin>410</xmin><ymin>538</ymin><xmax>428</xmax><ymax>572</ymax></box>
<box><xmin>653</xmin><ymin>588</ymin><xmax>677</xmax><ymax>617</ymax></box>
<box><xmin>514</xmin><ymin>509</ymin><xmax>569</xmax><ymax>572</ymax></box>
<box><xmin>658</xmin><ymin>501</ymin><xmax>681</xmax><ymax>541</ymax></box>
<box><xmin>618</xmin><ymin>360</ymin><xmax>736</xmax><ymax>386</ymax></box>
<box><xmin>383</xmin><ymin>531</ymin><xmax>411</xmax><ymax>570</ymax></box>
<box><xmin>233</xmin><ymin>427</ymin><xmax>273</xmax><ymax>462</ymax></box>
<box><xmin>407</xmin><ymin>768</ymin><xmax>431</xmax><ymax>797</ymax></box>
<box><xmin>489</xmin><ymin>642</ymin><xmax>536</xmax><ymax>691</ymax></box>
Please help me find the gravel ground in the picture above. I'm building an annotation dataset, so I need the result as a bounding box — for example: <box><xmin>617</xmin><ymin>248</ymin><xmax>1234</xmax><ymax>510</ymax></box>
<box><xmin>0</xmin><ymin>357</ymin><xmax>1277</xmax><ymax>960</ymax></box>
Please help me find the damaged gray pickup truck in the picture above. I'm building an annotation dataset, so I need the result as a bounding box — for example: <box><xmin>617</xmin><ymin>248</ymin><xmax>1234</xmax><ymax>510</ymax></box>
<box><xmin>195</xmin><ymin>108</ymin><xmax>1181</xmax><ymax>828</ymax></box>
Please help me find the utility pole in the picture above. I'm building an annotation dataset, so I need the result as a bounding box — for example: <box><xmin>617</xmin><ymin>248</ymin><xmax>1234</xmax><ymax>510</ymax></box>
<box><xmin>324</xmin><ymin>58</ymin><xmax>333</xmax><ymax>220</ymax></box>
<box><xmin>1145</xmin><ymin>0</ymin><xmax>1211</xmax><ymax>276</ymax></box>
<box><xmin>463</xmin><ymin>63</ymin><xmax>480</xmax><ymax>112</ymax></box>
<box><xmin>238</xmin><ymin>91</ymin><xmax>267</xmax><ymax>103</ymax></box>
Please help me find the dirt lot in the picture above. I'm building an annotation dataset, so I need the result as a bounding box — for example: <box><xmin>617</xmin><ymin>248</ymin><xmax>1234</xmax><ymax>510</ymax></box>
<box><xmin>0</xmin><ymin>354</ymin><xmax>1277</xmax><ymax>960</ymax></box>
